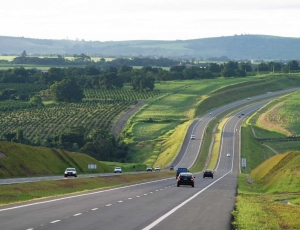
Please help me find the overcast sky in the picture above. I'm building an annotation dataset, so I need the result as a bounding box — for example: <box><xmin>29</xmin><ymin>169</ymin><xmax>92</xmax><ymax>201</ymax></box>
<box><xmin>1</xmin><ymin>0</ymin><xmax>299</xmax><ymax>41</ymax></box>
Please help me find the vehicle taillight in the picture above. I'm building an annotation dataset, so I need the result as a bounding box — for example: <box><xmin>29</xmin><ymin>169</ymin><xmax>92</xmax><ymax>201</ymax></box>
<box><xmin>191</xmin><ymin>178</ymin><xmax>194</xmax><ymax>181</ymax></box>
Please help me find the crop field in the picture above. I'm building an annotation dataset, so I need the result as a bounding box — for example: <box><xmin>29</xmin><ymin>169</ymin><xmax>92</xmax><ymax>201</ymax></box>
<box><xmin>83</xmin><ymin>88</ymin><xmax>162</xmax><ymax>101</ymax></box>
<box><xmin>0</xmin><ymin>85</ymin><xmax>165</xmax><ymax>142</ymax></box>
<box><xmin>0</xmin><ymin>101</ymin><xmax>135</xmax><ymax>141</ymax></box>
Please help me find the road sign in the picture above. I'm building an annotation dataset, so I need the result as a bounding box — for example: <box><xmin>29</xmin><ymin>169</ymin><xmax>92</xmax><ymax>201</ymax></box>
<box><xmin>241</xmin><ymin>158</ymin><xmax>246</xmax><ymax>169</ymax></box>
<box><xmin>88</xmin><ymin>164</ymin><xmax>97</xmax><ymax>169</ymax></box>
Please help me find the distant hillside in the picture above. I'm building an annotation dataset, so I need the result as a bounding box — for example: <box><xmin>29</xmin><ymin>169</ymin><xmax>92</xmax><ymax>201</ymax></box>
<box><xmin>1</xmin><ymin>35</ymin><xmax>300</xmax><ymax>60</ymax></box>
<box><xmin>0</xmin><ymin>142</ymin><xmax>112</xmax><ymax>178</ymax></box>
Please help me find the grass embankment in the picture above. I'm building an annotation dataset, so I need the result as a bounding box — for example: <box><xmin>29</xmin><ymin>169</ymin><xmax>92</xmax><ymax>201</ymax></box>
<box><xmin>232</xmin><ymin>152</ymin><xmax>300</xmax><ymax>229</ymax></box>
<box><xmin>126</xmin><ymin>74</ymin><xmax>300</xmax><ymax>168</ymax></box>
<box><xmin>124</xmin><ymin>77</ymin><xmax>258</xmax><ymax>165</ymax></box>
<box><xmin>0</xmin><ymin>142</ymin><xmax>112</xmax><ymax>178</ymax></box>
<box><xmin>0</xmin><ymin>171</ymin><xmax>174</xmax><ymax>206</ymax></box>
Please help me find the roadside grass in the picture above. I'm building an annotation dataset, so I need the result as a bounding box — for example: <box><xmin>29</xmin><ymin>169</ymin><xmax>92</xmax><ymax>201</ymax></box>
<box><xmin>0</xmin><ymin>142</ymin><xmax>112</xmax><ymax>178</ymax></box>
<box><xmin>0</xmin><ymin>172</ymin><xmax>174</xmax><ymax>206</ymax></box>
<box><xmin>153</xmin><ymin>120</ymin><xmax>192</xmax><ymax>167</ymax></box>
<box><xmin>233</xmin><ymin>152</ymin><xmax>300</xmax><ymax>229</ymax></box>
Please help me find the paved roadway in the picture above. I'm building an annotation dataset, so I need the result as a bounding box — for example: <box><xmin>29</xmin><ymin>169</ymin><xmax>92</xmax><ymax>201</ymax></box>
<box><xmin>0</xmin><ymin>89</ymin><xmax>298</xmax><ymax>230</ymax></box>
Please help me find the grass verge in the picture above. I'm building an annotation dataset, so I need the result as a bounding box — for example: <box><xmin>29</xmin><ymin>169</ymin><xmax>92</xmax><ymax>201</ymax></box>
<box><xmin>0</xmin><ymin>171</ymin><xmax>174</xmax><ymax>206</ymax></box>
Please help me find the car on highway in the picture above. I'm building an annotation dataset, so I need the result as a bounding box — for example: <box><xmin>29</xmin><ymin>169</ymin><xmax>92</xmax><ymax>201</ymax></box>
<box><xmin>146</xmin><ymin>166</ymin><xmax>153</xmax><ymax>172</ymax></box>
<box><xmin>114</xmin><ymin>167</ymin><xmax>122</xmax><ymax>173</ymax></box>
<box><xmin>64</xmin><ymin>168</ymin><xmax>77</xmax><ymax>177</ymax></box>
<box><xmin>177</xmin><ymin>172</ymin><xmax>195</xmax><ymax>187</ymax></box>
<box><xmin>170</xmin><ymin>165</ymin><xmax>174</xmax><ymax>171</ymax></box>
<box><xmin>203</xmin><ymin>169</ymin><xmax>214</xmax><ymax>179</ymax></box>
<box><xmin>155</xmin><ymin>166</ymin><xmax>160</xmax><ymax>171</ymax></box>
<box><xmin>247</xmin><ymin>97</ymin><xmax>250</xmax><ymax>100</ymax></box>
<box><xmin>191</xmin><ymin>135</ymin><xmax>195</xmax><ymax>139</ymax></box>
<box><xmin>226</xmin><ymin>153</ymin><xmax>231</xmax><ymax>157</ymax></box>
<box><xmin>176</xmin><ymin>167</ymin><xmax>189</xmax><ymax>178</ymax></box>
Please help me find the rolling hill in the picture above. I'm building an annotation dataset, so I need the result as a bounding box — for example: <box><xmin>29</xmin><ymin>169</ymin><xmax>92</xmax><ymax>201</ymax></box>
<box><xmin>1</xmin><ymin>34</ymin><xmax>300</xmax><ymax>60</ymax></box>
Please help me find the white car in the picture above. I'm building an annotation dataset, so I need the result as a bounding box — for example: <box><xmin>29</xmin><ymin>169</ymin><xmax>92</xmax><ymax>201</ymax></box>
<box><xmin>191</xmin><ymin>135</ymin><xmax>195</xmax><ymax>140</ymax></box>
<box><xmin>247</xmin><ymin>98</ymin><xmax>250</xmax><ymax>100</ymax></box>
<box><xmin>64</xmin><ymin>168</ymin><xmax>77</xmax><ymax>177</ymax></box>
<box><xmin>114</xmin><ymin>167</ymin><xmax>122</xmax><ymax>173</ymax></box>
<box><xmin>155</xmin><ymin>166</ymin><xmax>160</xmax><ymax>171</ymax></box>
<box><xmin>226</xmin><ymin>153</ymin><xmax>231</xmax><ymax>157</ymax></box>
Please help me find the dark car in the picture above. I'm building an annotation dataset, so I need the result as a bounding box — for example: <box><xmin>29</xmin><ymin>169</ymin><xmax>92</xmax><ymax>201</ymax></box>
<box><xmin>170</xmin><ymin>166</ymin><xmax>174</xmax><ymax>171</ymax></box>
<box><xmin>203</xmin><ymin>169</ymin><xmax>214</xmax><ymax>178</ymax></box>
<box><xmin>176</xmin><ymin>167</ymin><xmax>189</xmax><ymax>178</ymax></box>
<box><xmin>177</xmin><ymin>172</ymin><xmax>195</xmax><ymax>187</ymax></box>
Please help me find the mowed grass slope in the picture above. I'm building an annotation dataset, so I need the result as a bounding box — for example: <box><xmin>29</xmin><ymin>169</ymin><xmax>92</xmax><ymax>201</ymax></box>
<box><xmin>0</xmin><ymin>142</ymin><xmax>112</xmax><ymax>178</ymax></box>
<box><xmin>233</xmin><ymin>152</ymin><xmax>300</xmax><ymax>230</ymax></box>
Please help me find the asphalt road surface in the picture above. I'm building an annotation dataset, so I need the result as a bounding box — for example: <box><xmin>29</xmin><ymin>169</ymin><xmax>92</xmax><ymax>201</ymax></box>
<box><xmin>0</xmin><ymin>88</ymin><xmax>298</xmax><ymax>230</ymax></box>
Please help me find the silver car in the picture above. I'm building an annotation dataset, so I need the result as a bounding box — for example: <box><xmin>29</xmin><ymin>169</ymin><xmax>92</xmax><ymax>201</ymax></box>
<box><xmin>64</xmin><ymin>168</ymin><xmax>77</xmax><ymax>177</ymax></box>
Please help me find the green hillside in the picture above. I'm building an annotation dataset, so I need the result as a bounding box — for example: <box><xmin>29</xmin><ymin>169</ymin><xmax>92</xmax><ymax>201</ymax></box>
<box><xmin>1</xmin><ymin>35</ymin><xmax>300</xmax><ymax>60</ymax></box>
<box><xmin>233</xmin><ymin>152</ymin><xmax>300</xmax><ymax>229</ymax></box>
<box><xmin>0</xmin><ymin>142</ymin><xmax>112</xmax><ymax>178</ymax></box>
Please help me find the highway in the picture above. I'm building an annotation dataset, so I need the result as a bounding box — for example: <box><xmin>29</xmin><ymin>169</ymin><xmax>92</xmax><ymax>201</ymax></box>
<box><xmin>0</xmin><ymin>89</ymin><xmax>298</xmax><ymax>230</ymax></box>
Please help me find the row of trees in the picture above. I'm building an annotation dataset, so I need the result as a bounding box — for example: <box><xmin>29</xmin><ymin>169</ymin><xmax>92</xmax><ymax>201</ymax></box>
<box><xmin>1</xmin><ymin>127</ymin><xmax>130</xmax><ymax>161</ymax></box>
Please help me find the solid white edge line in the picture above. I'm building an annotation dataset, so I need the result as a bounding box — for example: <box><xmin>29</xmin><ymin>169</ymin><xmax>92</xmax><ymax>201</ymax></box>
<box><xmin>0</xmin><ymin>177</ymin><xmax>173</xmax><ymax>212</ymax></box>
<box><xmin>142</xmin><ymin>171</ymin><xmax>230</xmax><ymax>230</ymax></box>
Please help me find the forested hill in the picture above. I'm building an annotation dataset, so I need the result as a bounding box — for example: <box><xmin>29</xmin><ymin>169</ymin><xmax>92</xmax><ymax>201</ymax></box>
<box><xmin>1</xmin><ymin>34</ymin><xmax>300</xmax><ymax>60</ymax></box>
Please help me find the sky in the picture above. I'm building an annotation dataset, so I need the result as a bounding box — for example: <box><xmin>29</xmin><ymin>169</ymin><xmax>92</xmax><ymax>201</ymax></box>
<box><xmin>1</xmin><ymin>0</ymin><xmax>300</xmax><ymax>42</ymax></box>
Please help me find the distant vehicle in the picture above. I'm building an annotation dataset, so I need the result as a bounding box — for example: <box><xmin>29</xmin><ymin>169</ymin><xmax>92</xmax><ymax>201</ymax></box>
<box><xmin>176</xmin><ymin>167</ymin><xmax>189</xmax><ymax>178</ymax></box>
<box><xmin>238</xmin><ymin>115</ymin><xmax>241</xmax><ymax>118</ymax></box>
<box><xmin>203</xmin><ymin>169</ymin><xmax>214</xmax><ymax>179</ymax></box>
<box><xmin>241</xmin><ymin>113</ymin><xmax>244</xmax><ymax>116</ymax></box>
<box><xmin>146</xmin><ymin>166</ymin><xmax>153</xmax><ymax>172</ymax></box>
<box><xmin>226</xmin><ymin>153</ymin><xmax>231</xmax><ymax>157</ymax></box>
<box><xmin>191</xmin><ymin>135</ymin><xmax>195</xmax><ymax>140</ymax></box>
<box><xmin>170</xmin><ymin>166</ymin><xmax>174</xmax><ymax>171</ymax></box>
<box><xmin>64</xmin><ymin>168</ymin><xmax>77</xmax><ymax>177</ymax></box>
<box><xmin>177</xmin><ymin>172</ymin><xmax>195</xmax><ymax>187</ymax></box>
<box><xmin>114</xmin><ymin>167</ymin><xmax>122</xmax><ymax>173</ymax></box>
<box><xmin>155</xmin><ymin>166</ymin><xmax>160</xmax><ymax>171</ymax></box>
<box><xmin>247</xmin><ymin>98</ymin><xmax>250</xmax><ymax>100</ymax></box>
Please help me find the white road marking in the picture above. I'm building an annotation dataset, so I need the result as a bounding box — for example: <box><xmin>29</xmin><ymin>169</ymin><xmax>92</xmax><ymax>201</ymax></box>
<box><xmin>26</xmin><ymin>229</ymin><xmax>34</xmax><ymax>230</ymax></box>
<box><xmin>136</xmin><ymin>196</ymin><xmax>140</xmax><ymax>198</ymax></box>
<box><xmin>128</xmin><ymin>198</ymin><xmax>132</xmax><ymax>200</ymax></box>
<box><xmin>155</xmin><ymin>190</ymin><xmax>159</xmax><ymax>191</ymax></box>
<box><xmin>0</xmin><ymin>178</ymin><xmax>173</xmax><ymax>212</ymax></box>
<box><xmin>142</xmin><ymin>172</ymin><xmax>230</xmax><ymax>230</ymax></box>
<box><xmin>50</xmin><ymin>220</ymin><xmax>61</xmax><ymax>224</ymax></box>
<box><xmin>73</xmin><ymin>213</ymin><xmax>82</xmax><ymax>216</ymax></box>
<box><xmin>118</xmin><ymin>200</ymin><xmax>123</xmax><ymax>203</ymax></box>
<box><xmin>91</xmin><ymin>208</ymin><xmax>98</xmax><ymax>211</ymax></box>
<box><xmin>144</xmin><ymin>194</ymin><xmax>147</xmax><ymax>196</ymax></box>
<box><xmin>106</xmin><ymin>204</ymin><xmax>112</xmax><ymax>207</ymax></box>
<box><xmin>150</xmin><ymin>192</ymin><xmax>153</xmax><ymax>193</ymax></box>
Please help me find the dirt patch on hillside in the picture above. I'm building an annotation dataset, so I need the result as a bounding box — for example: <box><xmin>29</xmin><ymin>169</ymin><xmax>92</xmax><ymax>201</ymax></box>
<box><xmin>258</xmin><ymin>103</ymin><xmax>292</xmax><ymax>136</ymax></box>
<box><xmin>0</xmin><ymin>152</ymin><xmax>6</xmax><ymax>158</ymax></box>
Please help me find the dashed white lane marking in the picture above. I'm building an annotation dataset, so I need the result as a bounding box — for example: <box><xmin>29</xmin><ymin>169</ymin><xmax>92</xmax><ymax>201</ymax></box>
<box><xmin>150</xmin><ymin>192</ymin><xmax>153</xmax><ymax>193</ymax></box>
<box><xmin>106</xmin><ymin>204</ymin><xmax>112</xmax><ymax>207</ymax></box>
<box><xmin>26</xmin><ymin>228</ymin><xmax>34</xmax><ymax>230</ymax></box>
<box><xmin>144</xmin><ymin>194</ymin><xmax>147</xmax><ymax>196</ymax></box>
<box><xmin>91</xmin><ymin>208</ymin><xmax>98</xmax><ymax>211</ymax></box>
<box><xmin>73</xmin><ymin>213</ymin><xmax>82</xmax><ymax>216</ymax></box>
<box><xmin>128</xmin><ymin>198</ymin><xmax>132</xmax><ymax>200</ymax></box>
<box><xmin>136</xmin><ymin>196</ymin><xmax>140</xmax><ymax>197</ymax></box>
<box><xmin>155</xmin><ymin>190</ymin><xmax>159</xmax><ymax>191</ymax></box>
<box><xmin>118</xmin><ymin>200</ymin><xmax>123</xmax><ymax>203</ymax></box>
<box><xmin>50</xmin><ymin>220</ymin><xmax>61</xmax><ymax>224</ymax></box>
<box><xmin>0</xmin><ymin>178</ymin><xmax>173</xmax><ymax>212</ymax></box>
<box><xmin>160</xmin><ymin>189</ymin><xmax>163</xmax><ymax>190</ymax></box>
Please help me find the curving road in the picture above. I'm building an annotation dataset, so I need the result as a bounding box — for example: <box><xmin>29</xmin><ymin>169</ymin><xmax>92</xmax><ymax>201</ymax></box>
<box><xmin>0</xmin><ymin>88</ymin><xmax>298</xmax><ymax>230</ymax></box>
